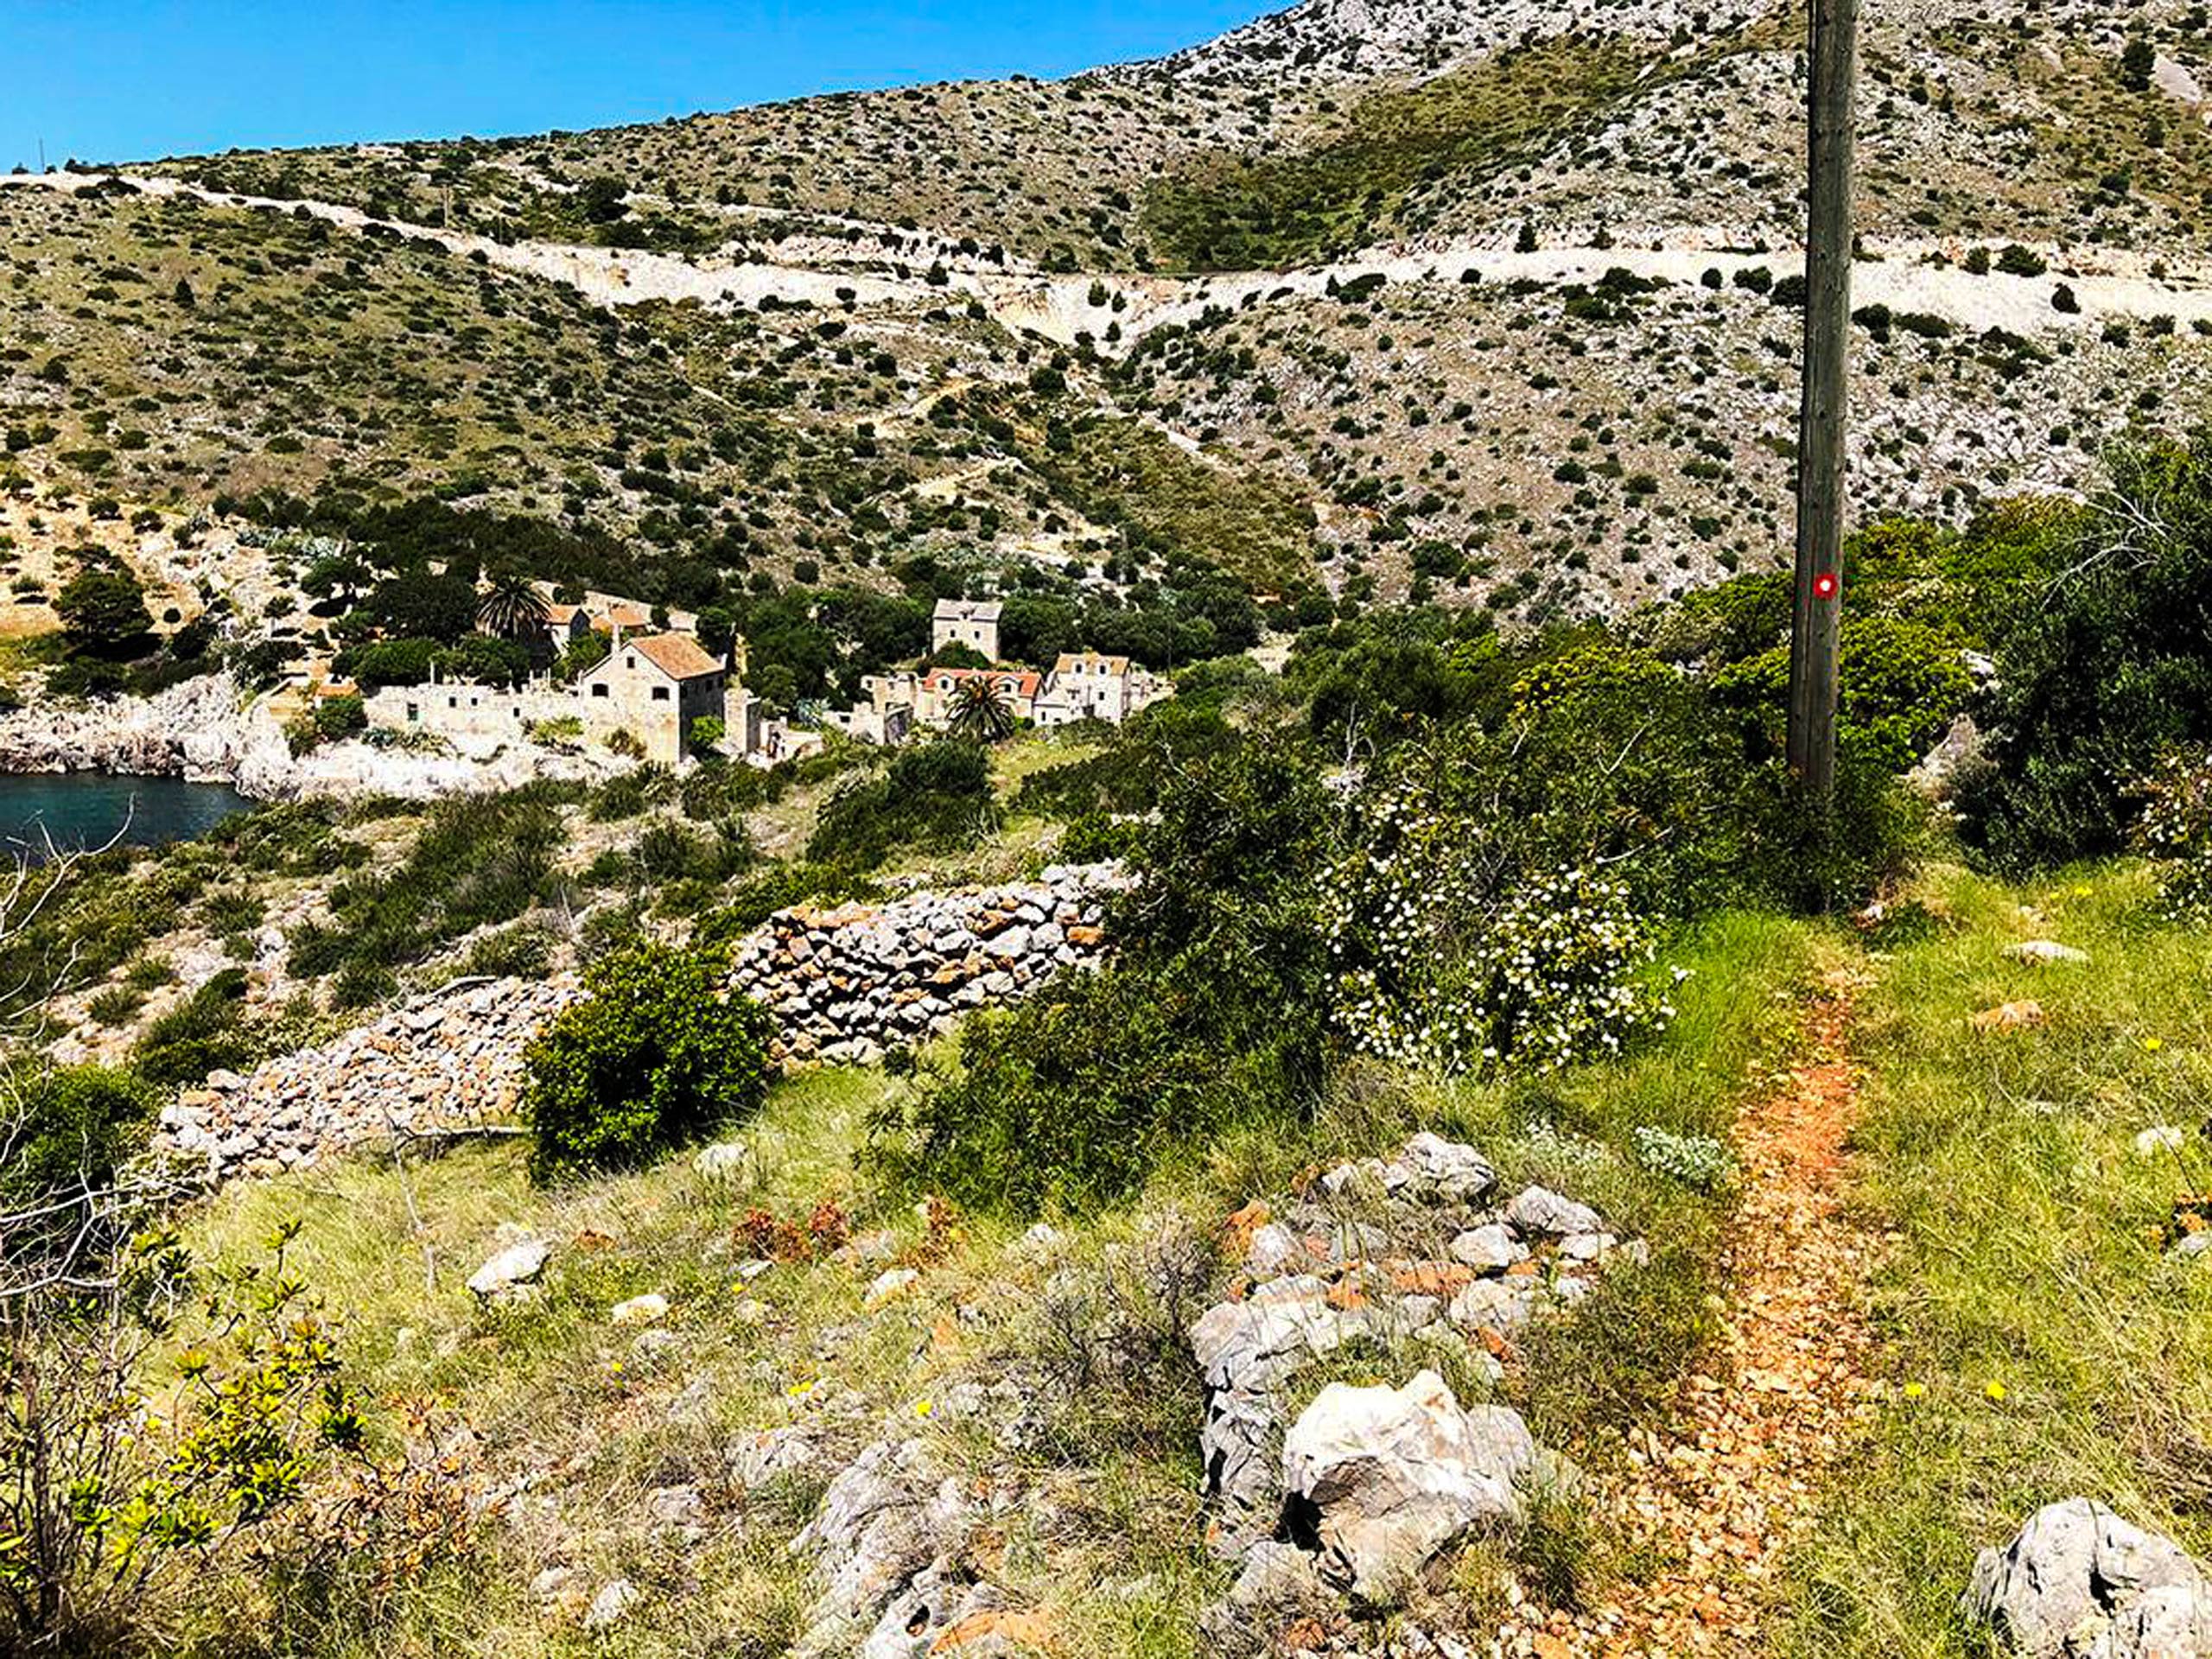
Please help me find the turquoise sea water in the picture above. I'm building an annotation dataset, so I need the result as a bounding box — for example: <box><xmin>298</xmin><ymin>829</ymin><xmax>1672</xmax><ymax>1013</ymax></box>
<box><xmin>0</xmin><ymin>772</ymin><xmax>253</xmax><ymax>856</ymax></box>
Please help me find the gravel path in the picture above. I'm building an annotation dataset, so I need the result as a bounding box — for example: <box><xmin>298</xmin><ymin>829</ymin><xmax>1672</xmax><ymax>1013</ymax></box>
<box><xmin>10</xmin><ymin>171</ymin><xmax>2207</xmax><ymax>353</ymax></box>
<box><xmin>1503</xmin><ymin>964</ymin><xmax>1882</xmax><ymax>1656</ymax></box>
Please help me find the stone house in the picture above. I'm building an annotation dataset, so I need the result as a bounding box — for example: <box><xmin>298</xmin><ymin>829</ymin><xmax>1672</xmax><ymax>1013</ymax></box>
<box><xmin>540</xmin><ymin>602</ymin><xmax>594</xmax><ymax>661</ymax></box>
<box><xmin>1033</xmin><ymin>651</ymin><xmax>1165</xmax><ymax>727</ymax></box>
<box><xmin>918</xmin><ymin>666</ymin><xmax>1039</xmax><ymax>727</ymax></box>
<box><xmin>931</xmin><ymin>598</ymin><xmax>1002</xmax><ymax>662</ymax></box>
<box><xmin>828</xmin><ymin>675</ymin><xmax>918</xmax><ymax>746</ymax></box>
<box><xmin>577</xmin><ymin>630</ymin><xmax>731</xmax><ymax>764</ymax></box>
<box><xmin>363</xmin><ymin>673</ymin><xmax>573</xmax><ymax>744</ymax></box>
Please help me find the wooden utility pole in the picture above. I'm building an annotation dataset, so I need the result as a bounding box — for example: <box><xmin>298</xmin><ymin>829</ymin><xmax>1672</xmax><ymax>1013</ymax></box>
<box><xmin>1787</xmin><ymin>0</ymin><xmax>1858</xmax><ymax>798</ymax></box>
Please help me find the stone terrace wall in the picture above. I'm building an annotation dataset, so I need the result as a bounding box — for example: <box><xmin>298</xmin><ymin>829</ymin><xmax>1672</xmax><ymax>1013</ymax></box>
<box><xmin>159</xmin><ymin>976</ymin><xmax>577</xmax><ymax>1185</ymax></box>
<box><xmin>156</xmin><ymin>863</ymin><xmax>1128</xmax><ymax>1185</ymax></box>
<box><xmin>728</xmin><ymin>861</ymin><xmax>1127</xmax><ymax>1066</ymax></box>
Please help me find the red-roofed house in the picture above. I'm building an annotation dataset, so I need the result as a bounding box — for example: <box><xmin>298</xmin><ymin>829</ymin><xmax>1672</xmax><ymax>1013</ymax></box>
<box><xmin>578</xmin><ymin>628</ymin><xmax>734</xmax><ymax>763</ymax></box>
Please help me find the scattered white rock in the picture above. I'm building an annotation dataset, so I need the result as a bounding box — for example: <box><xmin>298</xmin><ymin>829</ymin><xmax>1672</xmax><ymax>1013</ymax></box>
<box><xmin>467</xmin><ymin>1237</ymin><xmax>550</xmax><ymax>1305</ymax></box>
<box><xmin>2005</xmin><ymin>940</ymin><xmax>2090</xmax><ymax>966</ymax></box>
<box><xmin>585</xmin><ymin>1577</ymin><xmax>639</xmax><ymax>1630</ymax></box>
<box><xmin>2136</xmin><ymin>1126</ymin><xmax>2190</xmax><ymax>1159</ymax></box>
<box><xmin>728</xmin><ymin>1426</ymin><xmax>819</xmax><ymax>1488</ymax></box>
<box><xmin>864</xmin><ymin>1268</ymin><xmax>920</xmax><ymax>1309</ymax></box>
<box><xmin>1448</xmin><ymin>1224</ymin><xmax>1523</xmax><ymax>1271</ymax></box>
<box><xmin>1249</xmin><ymin>1221</ymin><xmax>1306</xmax><ymax>1275</ymax></box>
<box><xmin>791</xmin><ymin>1438</ymin><xmax>972</xmax><ymax>1656</ymax></box>
<box><xmin>1506</xmin><ymin>1185</ymin><xmax>1605</xmax><ymax>1238</ymax></box>
<box><xmin>1963</xmin><ymin>1497</ymin><xmax>2212</xmax><ymax>1657</ymax></box>
<box><xmin>694</xmin><ymin>1140</ymin><xmax>753</xmax><ymax>1181</ymax></box>
<box><xmin>1281</xmin><ymin>1370</ymin><xmax>1537</xmax><ymax>1599</ymax></box>
<box><xmin>611</xmin><ymin>1293</ymin><xmax>669</xmax><ymax>1325</ymax></box>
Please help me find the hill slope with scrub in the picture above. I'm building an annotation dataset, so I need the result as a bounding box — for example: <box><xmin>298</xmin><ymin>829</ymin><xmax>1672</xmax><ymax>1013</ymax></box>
<box><xmin>10</xmin><ymin>438</ymin><xmax>2212</xmax><ymax>1655</ymax></box>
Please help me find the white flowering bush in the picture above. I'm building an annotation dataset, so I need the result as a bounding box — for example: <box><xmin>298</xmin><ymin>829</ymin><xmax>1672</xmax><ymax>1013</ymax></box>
<box><xmin>2134</xmin><ymin>749</ymin><xmax>2212</xmax><ymax>924</ymax></box>
<box><xmin>1633</xmin><ymin>1125</ymin><xmax>1736</xmax><ymax>1192</ymax></box>
<box><xmin>1325</xmin><ymin>777</ymin><xmax>1672</xmax><ymax>1073</ymax></box>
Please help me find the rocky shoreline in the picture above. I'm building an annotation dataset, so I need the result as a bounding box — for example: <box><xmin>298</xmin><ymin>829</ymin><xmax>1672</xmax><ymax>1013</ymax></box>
<box><xmin>0</xmin><ymin>673</ymin><xmax>613</xmax><ymax>803</ymax></box>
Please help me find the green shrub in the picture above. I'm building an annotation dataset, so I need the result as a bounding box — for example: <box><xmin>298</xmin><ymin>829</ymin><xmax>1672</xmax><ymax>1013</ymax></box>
<box><xmin>694</xmin><ymin>863</ymin><xmax>880</xmax><ymax>952</ymax></box>
<box><xmin>55</xmin><ymin>563</ymin><xmax>154</xmax><ymax>660</ymax></box>
<box><xmin>1014</xmin><ymin>702</ymin><xmax>1236</xmax><ymax>818</ymax></box>
<box><xmin>1959</xmin><ymin>439</ymin><xmax>2212</xmax><ymax>868</ymax></box>
<box><xmin>86</xmin><ymin>985</ymin><xmax>146</xmax><ymax>1027</ymax></box>
<box><xmin>1</xmin><ymin>1065</ymin><xmax>158</xmax><ymax>1218</ymax></box>
<box><xmin>454</xmin><ymin>921</ymin><xmax>559</xmax><ymax>980</ymax></box>
<box><xmin>1710</xmin><ymin>616</ymin><xmax>1971</xmax><ymax>774</ymax></box>
<box><xmin>878</xmin><ymin>734</ymin><xmax>1333</xmax><ymax>1212</ymax></box>
<box><xmin>1631</xmin><ymin>1124</ymin><xmax>1736</xmax><ymax>1192</ymax></box>
<box><xmin>807</xmin><ymin>741</ymin><xmax>994</xmax><ymax>868</ymax></box>
<box><xmin>288</xmin><ymin>785</ymin><xmax>569</xmax><ymax>982</ymax></box>
<box><xmin>523</xmin><ymin>944</ymin><xmax>774</xmax><ymax>1183</ymax></box>
<box><xmin>1329</xmin><ymin>845</ymin><xmax>1669</xmax><ymax>1075</ymax></box>
<box><xmin>314</xmin><ymin>693</ymin><xmax>366</xmax><ymax>740</ymax></box>
<box><xmin>1057</xmin><ymin>813</ymin><xmax>1143</xmax><ymax>863</ymax></box>
<box><xmin>132</xmin><ymin>968</ymin><xmax>256</xmax><ymax>1086</ymax></box>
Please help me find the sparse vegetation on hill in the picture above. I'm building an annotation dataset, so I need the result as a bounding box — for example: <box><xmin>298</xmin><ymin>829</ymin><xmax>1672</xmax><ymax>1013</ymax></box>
<box><xmin>7</xmin><ymin>0</ymin><xmax>2212</xmax><ymax>1649</ymax></box>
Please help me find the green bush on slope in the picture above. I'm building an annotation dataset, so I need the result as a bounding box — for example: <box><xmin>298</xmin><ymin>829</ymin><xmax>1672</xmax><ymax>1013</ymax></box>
<box><xmin>1960</xmin><ymin>439</ymin><xmax>2212</xmax><ymax>868</ymax></box>
<box><xmin>524</xmin><ymin>943</ymin><xmax>774</xmax><ymax>1183</ymax></box>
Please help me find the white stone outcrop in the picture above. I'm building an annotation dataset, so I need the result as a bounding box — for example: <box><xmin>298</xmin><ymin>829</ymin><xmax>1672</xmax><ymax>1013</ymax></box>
<box><xmin>0</xmin><ymin>672</ymin><xmax>289</xmax><ymax>791</ymax></box>
<box><xmin>1190</xmin><ymin>1134</ymin><xmax>1637</xmax><ymax>1576</ymax></box>
<box><xmin>791</xmin><ymin>1438</ymin><xmax>973</xmax><ymax>1657</ymax></box>
<box><xmin>467</xmin><ymin>1236</ymin><xmax>551</xmax><ymax>1305</ymax></box>
<box><xmin>1964</xmin><ymin>1498</ymin><xmax>2212</xmax><ymax>1657</ymax></box>
<box><xmin>1281</xmin><ymin>1370</ymin><xmax>1537</xmax><ymax>1599</ymax></box>
<box><xmin>0</xmin><ymin>671</ymin><xmax>619</xmax><ymax>803</ymax></box>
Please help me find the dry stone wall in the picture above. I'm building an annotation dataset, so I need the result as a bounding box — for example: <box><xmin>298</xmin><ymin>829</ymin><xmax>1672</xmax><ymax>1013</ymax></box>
<box><xmin>727</xmin><ymin>861</ymin><xmax>1128</xmax><ymax>1066</ymax></box>
<box><xmin>157</xmin><ymin>976</ymin><xmax>577</xmax><ymax>1185</ymax></box>
<box><xmin>156</xmin><ymin>863</ymin><xmax>1127</xmax><ymax>1185</ymax></box>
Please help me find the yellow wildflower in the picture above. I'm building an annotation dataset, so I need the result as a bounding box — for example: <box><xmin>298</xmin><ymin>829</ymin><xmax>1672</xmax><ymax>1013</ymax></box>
<box><xmin>1902</xmin><ymin>1382</ymin><xmax>1925</xmax><ymax>1400</ymax></box>
<box><xmin>1985</xmin><ymin>1381</ymin><xmax>2007</xmax><ymax>1402</ymax></box>
<box><xmin>2145</xmin><ymin>1037</ymin><xmax>2165</xmax><ymax>1053</ymax></box>
<box><xmin>914</xmin><ymin>1398</ymin><xmax>933</xmax><ymax>1418</ymax></box>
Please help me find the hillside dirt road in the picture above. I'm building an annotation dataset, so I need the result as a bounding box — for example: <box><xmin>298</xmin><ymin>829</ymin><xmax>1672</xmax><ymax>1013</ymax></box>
<box><xmin>10</xmin><ymin>171</ymin><xmax>2210</xmax><ymax>353</ymax></box>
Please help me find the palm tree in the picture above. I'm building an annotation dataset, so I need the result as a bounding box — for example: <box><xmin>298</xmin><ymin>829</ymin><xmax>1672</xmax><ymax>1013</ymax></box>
<box><xmin>476</xmin><ymin>570</ymin><xmax>550</xmax><ymax>642</ymax></box>
<box><xmin>949</xmin><ymin>676</ymin><xmax>1015</xmax><ymax>743</ymax></box>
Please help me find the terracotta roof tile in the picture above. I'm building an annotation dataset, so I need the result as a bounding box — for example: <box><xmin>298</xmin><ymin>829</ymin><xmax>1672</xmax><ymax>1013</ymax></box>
<box><xmin>628</xmin><ymin>633</ymin><xmax>722</xmax><ymax>679</ymax></box>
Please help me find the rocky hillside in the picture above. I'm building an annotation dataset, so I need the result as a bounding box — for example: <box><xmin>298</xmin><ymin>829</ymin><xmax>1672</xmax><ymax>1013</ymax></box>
<box><xmin>2</xmin><ymin>0</ymin><xmax>2207</xmax><ymax>626</ymax></box>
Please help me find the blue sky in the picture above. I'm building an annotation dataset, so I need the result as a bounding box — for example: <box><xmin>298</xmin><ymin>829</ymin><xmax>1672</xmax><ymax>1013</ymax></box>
<box><xmin>3</xmin><ymin>0</ymin><xmax>1261</xmax><ymax>169</ymax></box>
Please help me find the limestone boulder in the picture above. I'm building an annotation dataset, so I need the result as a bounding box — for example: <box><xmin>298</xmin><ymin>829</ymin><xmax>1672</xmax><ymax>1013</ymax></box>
<box><xmin>1505</xmin><ymin>1185</ymin><xmax>1605</xmax><ymax>1239</ymax></box>
<box><xmin>793</xmin><ymin>1438</ymin><xmax>973</xmax><ymax>1656</ymax></box>
<box><xmin>1963</xmin><ymin>1498</ymin><xmax>2212</xmax><ymax>1657</ymax></box>
<box><xmin>467</xmin><ymin>1237</ymin><xmax>550</xmax><ymax>1304</ymax></box>
<box><xmin>1280</xmin><ymin>1369</ymin><xmax>1535</xmax><ymax>1599</ymax></box>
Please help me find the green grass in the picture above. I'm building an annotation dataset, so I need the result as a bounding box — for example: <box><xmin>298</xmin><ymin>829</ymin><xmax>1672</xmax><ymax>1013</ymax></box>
<box><xmin>1781</xmin><ymin>861</ymin><xmax>2212</xmax><ymax>1656</ymax></box>
<box><xmin>1013</xmin><ymin>409</ymin><xmax>1318</xmax><ymax>594</ymax></box>
<box><xmin>150</xmin><ymin>904</ymin><xmax>1824</xmax><ymax>1653</ymax></box>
